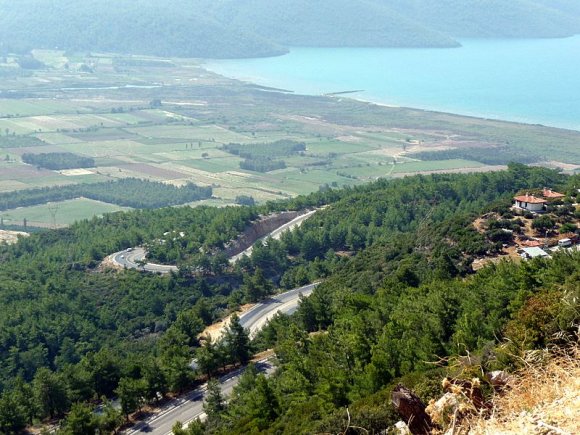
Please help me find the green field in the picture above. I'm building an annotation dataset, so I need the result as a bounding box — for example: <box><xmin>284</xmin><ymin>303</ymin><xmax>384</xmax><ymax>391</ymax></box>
<box><xmin>1</xmin><ymin>198</ymin><xmax>131</xmax><ymax>227</ymax></box>
<box><xmin>391</xmin><ymin>159</ymin><xmax>486</xmax><ymax>174</ymax></box>
<box><xmin>0</xmin><ymin>49</ymin><xmax>578</xmax><ymax>226</ymax></box>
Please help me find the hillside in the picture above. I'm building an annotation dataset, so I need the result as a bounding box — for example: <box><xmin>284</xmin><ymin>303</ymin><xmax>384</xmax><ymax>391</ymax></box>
<box><xmin>206</xmin><ymin>0</ymin><xmax>459</xmax><ymax>48</ymax></box>
<box><xmin>0</xmin><ymin>0</ymin><xmax>286</xmax><ymax>59</ymax></box>
<box><xmin>467</xmin><ymin>345</ymin><xmax>580</xmax><ymax>434</ymax></box>
<box><xmin>386</xmin><ymin>0</ymin><xmax>580</xmax><ymax>38</ymax></box>
<box><xmin>1</xmin><ymin>0</ymin><xmax>580</xmax><ymax>58</ymax></box>
<box><xmin>170</xmin><ymin>165</ymin><xmax>579</xmax><ymax>434</ymax></box>
<box><xmin>0</xmin><ymin>165</ymin><xmax>578</xmax><ymax>433</ymax></box>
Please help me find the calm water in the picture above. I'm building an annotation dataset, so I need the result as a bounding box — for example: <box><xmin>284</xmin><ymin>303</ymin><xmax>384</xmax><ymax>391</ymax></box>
<box><xmin>205</xmin><ymin>36</ymin><xmax>580</xmax><ymax>131</ymax></box>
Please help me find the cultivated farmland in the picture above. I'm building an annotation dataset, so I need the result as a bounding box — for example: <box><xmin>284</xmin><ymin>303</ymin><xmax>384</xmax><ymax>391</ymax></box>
<box><xmin>1</xmin><ymin>51</ymin><xmax>579</xmax><ymax>227</ymax></box>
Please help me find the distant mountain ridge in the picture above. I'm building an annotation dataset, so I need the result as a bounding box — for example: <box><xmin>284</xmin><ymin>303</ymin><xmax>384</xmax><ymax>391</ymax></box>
<box><xmin>0</xmin><ymin>0</ymin><xmax>579</xmax><ymax>58</ymax></box>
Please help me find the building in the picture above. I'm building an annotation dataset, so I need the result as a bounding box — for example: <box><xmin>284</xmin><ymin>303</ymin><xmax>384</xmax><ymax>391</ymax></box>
<box><xmin>542</xmin><ymin>188</ymin><xmax>565</xmax><ymax>199</ymax></box>
<box><xmin>514</xmin><ymin>194</ymin><xmax>546</xmax><ymax>212</ymax></box>
<box><xmin>520</xmin><ymin>239</ymin><xmax>542</xmax><ymax>248</ymax></box>
<box><xmin>520</xmin><ymin>247</ymin><xmax>551</xmax><ymax>259</ymax></box>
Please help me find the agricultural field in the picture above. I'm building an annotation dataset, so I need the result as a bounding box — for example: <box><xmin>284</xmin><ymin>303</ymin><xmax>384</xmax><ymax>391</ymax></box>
<box><xmin>0</xmin><ymin>50</ymin><xmax>579</xmax><ymax>227</ymax></box>
<box><xmin>0</xmin><ymin>198</ymin><xmax>130</xmax><ymax>228</ymax></box>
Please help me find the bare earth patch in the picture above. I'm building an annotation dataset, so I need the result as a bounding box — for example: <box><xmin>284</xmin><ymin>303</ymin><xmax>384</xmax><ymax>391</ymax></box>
<box><xmin>59</xmin><ymin>168</ymin><xmax>94</xmax><ymax>176</ymax></box>
<box><xmin>336</xmin><ymin>135</ymin><xmax>363</xmax><ymax>143</ymax></box>
<box><xmin>537</xmin><ymin>160</ymin><xmax>580</xmax><ymax>171</ymax></box>
<box><xmin>0</xmin><ymin>229</ymin><xmax>29</xmax><ymax>245</ymax></box>
<box><xmin>439</xmin><ymin>139</ymin><xmax>503</xmax><ymax>149</ymax></box>
<box><xmin>199</xmin><ymin>304</ymin><xmax>255</xmax><ymax>343</ymax></box>
<box><xmin>115</xmin><ymin>163</ymin><xmax>190</xmax><ymax>179</ymax></box>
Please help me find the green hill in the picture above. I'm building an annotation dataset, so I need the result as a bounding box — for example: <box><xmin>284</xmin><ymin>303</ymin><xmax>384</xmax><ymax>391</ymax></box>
<box><xmin>0</xmin><ymin>165</ymin><xmax>577</xmax><ymax>433</ymax></box>
<box><xmin>385</xmin><ymin>0</ymin><xmax>580</xmax><ymax>38</ymax></box>
<box><xmin>206</xmin><ymin>0</ymin><xmax>459</xmax><ymax>48</ymax></box>
<box><xmin>0</xmin><ymin>0</ymin><xmax>286</xmax><ymax>59</ymax></box>
<box><xmin>1</xmin><ymin>0</ymin><xmax>579</xmax><ymax>58</ymax></box>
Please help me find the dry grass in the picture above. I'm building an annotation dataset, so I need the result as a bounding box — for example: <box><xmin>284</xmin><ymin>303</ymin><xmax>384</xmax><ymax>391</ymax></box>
<box><xmin>466</xmin><ymin>344</ymin><xmax>580</xmax><ymax>435</ymax></box>
<box><xmin>0</xmin><ymin>229</ymin><xmax>29</xmax><ymax>244</ymax></box>
<box><xmin>198</xmin><ymin>303</ymin><xmax>255</xmax><ymax>343</ymax></box>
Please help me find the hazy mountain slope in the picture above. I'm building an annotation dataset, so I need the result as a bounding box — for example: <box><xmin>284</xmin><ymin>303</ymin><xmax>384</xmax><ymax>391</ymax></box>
<box><xmin>535</xmin><ymin>0</ymin><xmax>580</xmax><ymax>15</ymax></box>
<box><xmin>0</xmin><ymin>0</ymin><xmax>286</xmax><ymax>58</ymax></box>
<box><xmin>0</xmin><ymin>0</ymin><xmax>578</xmax><ymax>59</ymax></box>
<box><xmin>206</xmin><ymin>0</ymin><xmax>459</xmax><ymax>48</ymax></box>
<box><xmin>385</xmin><ymin>0</ymin><xmax>580</xmax><ymax>38</ymax></box>
<box><xmin>534</xmin><ymin>0</ymin><xmax>580</xmax><ymax>31</ymax></box>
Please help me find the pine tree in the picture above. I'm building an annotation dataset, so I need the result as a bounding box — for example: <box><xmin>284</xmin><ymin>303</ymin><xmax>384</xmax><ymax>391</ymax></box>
<box><xmin>203</xmin><ymin>379</ymin><xmax>226</xmax><ymax>431</ymax></box>
<box><xmin>225</xmin><ymin>314</ymin><xmax>251</xmax><ymax>365</ymax></box>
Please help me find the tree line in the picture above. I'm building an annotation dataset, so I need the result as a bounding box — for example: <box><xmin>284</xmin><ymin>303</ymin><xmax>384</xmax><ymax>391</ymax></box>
<box><xmin>239</xmin><ymin>157</ymin><xmax>286</xmax><ymax>173</ymax></box>
<box><xmin>0</xmin><ymin>178</ymin><xmax>212</xmax><ymax>211</ymax></box>
<box><xmin>407</xmin><ymin>145</ymin><xmax>542</xmax><ymax>166</ymax></box>
<box><xmin>222</xmin><ymin>140</ymin><xmax>306</xmax><ymax>160</ymax></box>
<box><xmin>223</xmin><ymin>139</ymin><xmax>305</xmax><ymax>173</ymax></box>
<box><xmin>22</xmin><ymin>152</ymin><xmax>96</xmax><ymax>170</ymax></box>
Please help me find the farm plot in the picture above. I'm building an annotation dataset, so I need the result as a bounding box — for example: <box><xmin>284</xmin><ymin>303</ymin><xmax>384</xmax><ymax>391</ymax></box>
<box><xmin>8</xmin><ymin>145</ymin><xmax>70</xmax><ymax>156</ymax></box>
<box><xmin>212</xmin><ymin>186</ymin><xmax>288</xmax><ymax>202</ymax></box>
<box><xmin>126</xmin><ymin>124</ymin><xmax>253</xmax><ymax>143</ymax></box>
<box><xmin>179</xmin><ymin>157</ymin><xmax>243</xmax><ymax>173</ymax></box>
<box><xmin>59</xmin><ymin>140</ymin><xmax>149</xmax><ymax>158</ymax></box>
<box><xmin>391</xmin><ymin>159</ymin><xmax>486</xmax><ymax>174</ymax></box>
<box><xmin>336</xmin><ymin>163</ymin><xmax>398</xmax><ymax>180</ymax></box>
<box><xmin>64</xmin><ymin>128</ymin><xmax>143</xmax><ymax>143</ymax></box>
<box><xmin>305</xmin><ymin>139</ymin><xmax>378</xmax><ymax>155</ymax></box>
<box><xmin>0</xmin><ymin>113</ymin><xmax>140</xmax><ymax>135</ymax></box>
<box><xmin>0</xmin><ymin>165</ymin><xmax>56</xmax><ymax>182</ymax></box>
<box><xmin>0</xmin><ymin>180</ymin><xmax>30</xmax><ymax>192</ymax></box>
<box><xmin>1</xmin><ymin>198</ymin><xmax>131</xmax><ymax>227</ymax></box>
<box><xmin>0</xmin><ymin>99</ymin><xmax>82</xmax><ymax>117</ymax></box>
<box><xmin>36</xmin><ymin>132</ymin><xmax>86</xmax><ymax>145</ymax></box>
<box><xmin>113</xmin><ymin>163</ymin><xmax>190</xmax><ymax>180</ymax></box>
<box><xmin>285</xmin><ymin>168</ymin><xmax>361</xmax><ymax>187</ymax></box>
<box><xmin>152</xmin><ymin>148</ymin><xmax>231</xmax><ymax>161</ymax></box>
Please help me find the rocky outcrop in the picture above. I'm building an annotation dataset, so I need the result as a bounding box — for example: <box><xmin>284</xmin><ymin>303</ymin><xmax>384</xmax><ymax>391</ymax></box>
<box><xmin>224</xmin><ymin>211</ymin><xmax>301</xmax><ymax>258</ymax></box>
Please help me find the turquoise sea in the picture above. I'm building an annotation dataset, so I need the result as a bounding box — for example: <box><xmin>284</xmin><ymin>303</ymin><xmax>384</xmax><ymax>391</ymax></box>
<box><xmin>205</xmin><ymin>36</ymin><xmax>580</xmax><ymax>131</ymax></box>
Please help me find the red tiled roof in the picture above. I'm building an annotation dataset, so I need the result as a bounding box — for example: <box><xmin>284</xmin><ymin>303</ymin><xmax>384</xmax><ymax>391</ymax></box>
<box><xmin>542</xmin><ymin>188</ymin><xmax>565</xmax><ymax>198</ymax></box>
<box><xmin>521</xmin><ymin>240</ymin><xmax>542</xmax><ymax>247</ymax></box>
<box><xmin>514</xmin><ymin>195</ymin><xmax>546</xmax><ymax>204</ymax></box>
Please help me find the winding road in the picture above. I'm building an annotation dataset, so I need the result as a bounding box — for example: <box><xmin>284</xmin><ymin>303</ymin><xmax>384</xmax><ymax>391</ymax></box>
<box><xmin>110</xmin><ymin>247</ymin><xmax>178</xmax><ymax>274</ymax></box>
<box><xmin>109</xmin><ymin>209</ymin><xmax>317</xmax><ymax>273</ymax></box>
<box><xmin>123</xmin><ymin>283</ymin><xmax>318</xmax><ymax>435</ymax></box>
<box><xmin>229</xmin><ymin>209</ymin><xmax>318</xmax><ymax>264</ymax></box>
<box><xmin>112</xmin><ymin>211</ymin><xmax>319</xmax><ymax>433</ymax></box>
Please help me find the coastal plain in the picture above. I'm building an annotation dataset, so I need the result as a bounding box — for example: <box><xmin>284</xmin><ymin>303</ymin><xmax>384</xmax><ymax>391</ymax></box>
<box><xmin>1</xmin><ymin>50</ymin><xmax>579</xmax><ymax>227</ymax></box>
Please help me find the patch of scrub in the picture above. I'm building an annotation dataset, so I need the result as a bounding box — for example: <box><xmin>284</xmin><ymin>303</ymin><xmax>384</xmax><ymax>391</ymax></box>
<box><xmin>59</xmin><ymin>168</ymin><xmax>95</xmax><ymax>176</ymax></box>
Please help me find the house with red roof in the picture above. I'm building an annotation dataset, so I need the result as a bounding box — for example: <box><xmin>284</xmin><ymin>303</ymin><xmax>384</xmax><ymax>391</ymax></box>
<box><xmin>520</xmin><ymin>239</ymin><xmax>543</xmax><ymax>247</ymax></box>
<box><xmin>514</xmin><ymin>194</ymin><xmax>546</xmax><ymax>212</ymax></box>
<box><xmin>542</xmin><ymin>188</ymin><xmax>565</xmax><ymax>199</ymax></box>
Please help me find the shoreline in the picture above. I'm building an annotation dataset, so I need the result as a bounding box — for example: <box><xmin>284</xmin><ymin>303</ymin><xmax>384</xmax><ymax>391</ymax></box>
<box><xmin>346</xmin><ymin>96</ymin><xmax>580</xmax><ymax>133</ymax></box>
<box><xmin>203</xmin><ymin>63</ymin><xmax>580</xmax><ymax>133</ymax></box>
<box><xmin>202</xmin><ymin>39</ymin><xmax>580</xmax><ymax>133</ymax></box>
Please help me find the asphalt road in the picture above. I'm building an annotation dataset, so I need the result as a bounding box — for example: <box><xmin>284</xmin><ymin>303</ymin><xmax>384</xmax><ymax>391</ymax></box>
<box><xmin>229</xmin><ymin>209</ymin><xmax>318</xmax><ymax>263</ymax></box>
<box><xmin>110</xmin><ymin>209</ymin><xmax>317</xmax><ymax>273</ymax></box>
<box><xmin>238</xmin><ymin>283</ymin><xmax>317</xmax><ymax>337</ymax></box>
<box><xmin>122</xmin><ymin>283</ymin><xmax>318</xmax><ymax>435</ymax></box>
<box><xmin>110</xmin><ymin>247</ymin><xmax>178</xmax><ymax>274</ymax></box>
<box><xmin>124</xmin><ymin>360</ymin><xmax>274</xmax><ymax>435</ymax></box>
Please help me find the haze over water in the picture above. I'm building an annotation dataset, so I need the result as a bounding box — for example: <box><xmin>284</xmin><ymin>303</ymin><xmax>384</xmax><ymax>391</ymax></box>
<box><xmin>206</xmin><ymin>36</ymin><xmax>580</xmax><ymax>131</ymax></box>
